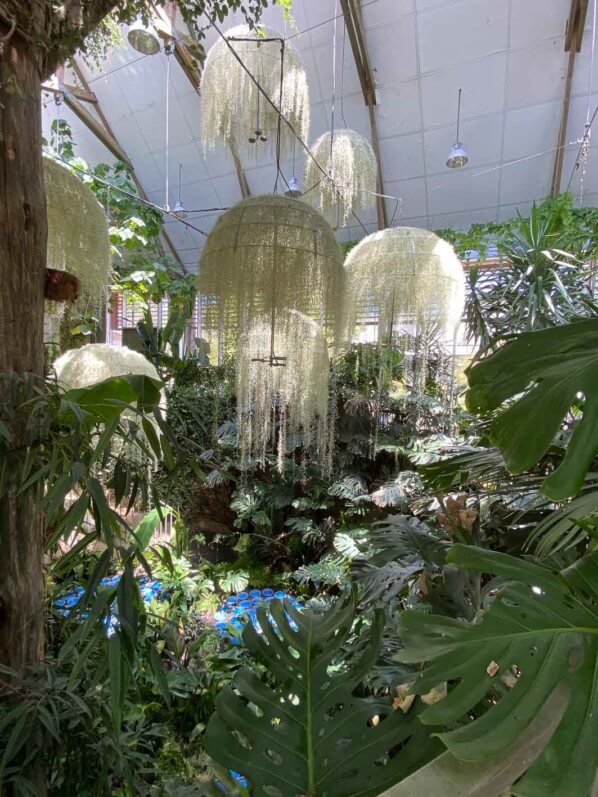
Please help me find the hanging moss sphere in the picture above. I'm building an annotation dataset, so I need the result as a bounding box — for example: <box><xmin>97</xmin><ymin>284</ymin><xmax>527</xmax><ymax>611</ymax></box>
<box><xmin>53</xmin><ymin>344</ymin><xmax>164</xmax><ymax>465</ymax></box>
<box><xmin>53</xmin><ymin>343</ymin><xmax>161</xmax><ymax>390</ymax></box>
<box><xmin>236</xmin><ymin>310</ymin><xmax>332</xmax><ymax>472</ymax></box>
<box><xmin>201</xmin><ymin>24</ymin><xmax>310</xmax><ymax>159</ymax></box>
<box><xmin>304</xmin><ymin>129</ymin><xmax>377</xmax><ymax>225</ymax></box>
<box><xmin>343</xmin><ymin>226</ymin><xmax>466</xmax><ymax>339</ymax></box>
<box><xmin>198</xmin><ymin>194</ymin><xmax>344</xmax><ymax>348</ymax></box>
<box><xmin>44</xmin><ymin>156</ymin><xmax>112</xmax><ymax>313</ymax></box>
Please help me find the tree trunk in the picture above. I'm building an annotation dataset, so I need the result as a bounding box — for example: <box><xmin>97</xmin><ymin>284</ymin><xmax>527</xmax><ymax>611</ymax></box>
<box><xmin>0</xmin><ymin>28</ymin><xmax>46</xmax><ymax>670</ymax></box>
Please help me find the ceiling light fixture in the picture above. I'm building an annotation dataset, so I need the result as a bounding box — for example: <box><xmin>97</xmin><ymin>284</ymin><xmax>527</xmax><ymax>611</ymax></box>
<box><xmin>127</xmin><ymin>19</ymin><xmax>161</xmax><ymax>56</ymax></box>
<box><xmin>173</xmin><ymin>164</ymin><xmax>188</xmax><ymax>218</ymax></box>
<box><xmin>446</xmin><ymin>88</ymin><xmax>469</xmax><ymax>169</ymax></box>
<box><xmin>285</xmin><ymin>176</ymin><xmax>302</xmax><ymax>198</ymax></box>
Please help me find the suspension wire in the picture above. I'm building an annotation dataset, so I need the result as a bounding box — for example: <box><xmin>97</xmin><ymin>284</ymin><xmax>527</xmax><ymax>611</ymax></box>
<box><xmin>164</xmin><ymin>44</ymin><xmax>172</xmax><ymax>210</ymax></box>
<box><xmin>209</xmin><ymin>16</ymin><xmax>369</xmax><ymax>233</ymax></box>
<box><xmin>330</xmin><ymin>0</ymin><xmax>339</xmax><ymax>153</ymax></box>
<box><xmin>49</xmin><ymin>152</ymin><xmax>212</xmax><ymax>236</ymax></box>
<box><xmin>566</xmin><ymin>104</ymin><xmax>598</xmax><ymax>192</ymax></box>
<box><xmin>273</xmin><ymin>39</ymin><xmax>286</xmax><ymax>194</ymax></box>
<box><xmin>580</xmin><ymin>0</ymin><xmax>597</xmax><ymax>204</ymax></box>
<box><xmin>340</xmin><ymin>10</ymin><xmax>348</xmax><ymax>128</ymax></box>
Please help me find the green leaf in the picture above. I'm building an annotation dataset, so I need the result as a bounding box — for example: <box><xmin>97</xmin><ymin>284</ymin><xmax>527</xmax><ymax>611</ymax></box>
<box><xmin>465</xmin><ymin>319</ymin><xmax>598</xmax><ymax>499</ymax></box>
<box><xmin>108</xmin><ymin>635</ymin><xmax>123</xmax><ymax>732</ymax></box>
<box><xmin>379</xmin><ymin>684</ymin><xmax>568</xmax><ymax>797</ymax></box>
<box><xmin>147</xmin><ymin>641</ymin><xmax>171</xmax><ymax>706</ymax></box>
<box><xmin>206</xmin><ymin>595</ymin><xmax>440</xmax><ymax>797</ymax></box>
<box><xmin>397</xmin><ymin>545</ymin><xmax>598</xmax><ymax>797</ymax></box>
<box><xmin>131</xmin><ymin>507</ymin><xmax>170</xmax><ymax>551</ymax></box>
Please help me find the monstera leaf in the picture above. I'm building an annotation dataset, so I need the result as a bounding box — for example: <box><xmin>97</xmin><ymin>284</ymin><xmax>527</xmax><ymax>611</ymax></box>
<box><xmin>206</xmin><ymin>595</ymin><xmax>440</xmax><ymax>797</ymax></box>
<box><xmin>397</xmin><ymin>545</ymin><xmax>598</xmax><ymax>797</ymax></box>
<box><xmin>466</xmin><ymin>319</ymin><xmax>598</xmax><ymax>499</ymax></box>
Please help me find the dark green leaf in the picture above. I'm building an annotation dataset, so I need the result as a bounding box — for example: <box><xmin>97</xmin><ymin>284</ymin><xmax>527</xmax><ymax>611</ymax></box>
<box><xmin>466</xmin><ymin>319</ymin><xmax>598</xmax><ymax>499</ymax></box>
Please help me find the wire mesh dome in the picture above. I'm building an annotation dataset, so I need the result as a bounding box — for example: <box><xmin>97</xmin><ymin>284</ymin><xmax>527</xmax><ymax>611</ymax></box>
<box><xmin>236</xmin><ymin>311</ymin><xmax>332</xmax><ymax>472</ymax></box>
<box><xmin>303</xmin><ymin>129</ymin><xmax>377</xmax><ymax>225</ymax></box>
<box><xmin>53</xmin><ymin>343</ymin><xmax>161</xmax><ymax>389</ymax></box>
<box><xmin>343</xmin><ymin>227</ymin><xmax>466</xmax><ymax>339</ymax></box>
<box><xmin>198</xmin><ymin>195</ymin><xmax>344</xmax><ymax>350</ymax></box>
<box><xmin>44</xmin><ymin>156</ymin><xmax>112</xmax><ymax>313</ymax></box>
<box><xmin>53</xmin><ymin>344</ymin><xmax>165</xmax><ymax>464</ymax></box>
<box><xmin>200</xmin><ymin>24</ymin><xmax>310</xmax><ymax>159</ymax></box>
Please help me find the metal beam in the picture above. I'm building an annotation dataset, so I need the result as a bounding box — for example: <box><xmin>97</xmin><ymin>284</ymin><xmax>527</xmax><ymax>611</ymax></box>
<box><xmin>70</xmin><ymin>59</ymin><xmax>186</xmax><ymax>270</ymax></box>
<box><xmin>340</xmin><ymin>0</ymin><xmax>388</xmax><ymax>229</ymax></box>
<box><xmin>551</xmin><ymin>0</ymin><xmax>590</xmax><ymax>196</ymax></box>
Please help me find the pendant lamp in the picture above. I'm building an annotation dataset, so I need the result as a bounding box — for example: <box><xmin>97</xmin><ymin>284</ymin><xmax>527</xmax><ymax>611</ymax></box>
<box><xmin>44</xmin><ymin>156</ymin><xmax>112</xmax><ymax>313</ymax></box>
<box><xmin>236</xmin><ymin>311</ymin><xmax>331</xmax><ymax>472</ymax></box>
<box><xmin>127</xmin><ymin>19</ymin><xmax>161</xmax><ymax>55</ymax></box>
<box><xmin>197</xmin><ymin>195</ymin><xmax>343</xmax><ymax>351</ymax></box>
<box><xmin>200</xmin><ymin>25</ymin><xmax>310</xmax><ymax>159</ymax></box>
<box><xmin>446</xmin><ymin>88</ymin><xmax>469</xmax><ymax>169</ymax></box>
<box><xmin>304</xmin><ymin>129</ymin><xmax>377</xmax><ymax>224</ymax></box>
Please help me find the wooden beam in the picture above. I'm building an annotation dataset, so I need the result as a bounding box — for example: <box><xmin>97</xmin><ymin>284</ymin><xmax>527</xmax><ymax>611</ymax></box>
<box><xmin>340</xmin><ymin>0</ymin><xmax>388</xmax><ymax>229</ymax></box>
<box><xmin>565</xmin><ymin>0</ymin><xmax>589</xmax><ymax>51</ymax></box>
<box><xmin>70</xmin><ymin>59</ymin><xmax>186</xmax><ymax>271</ymax></box>
<box><xmin>231</xmin><ymin>146</ymin><xmax>251</xmax><ymax>198</ymax></box>
<box><xmin>42</xmin><ymin>80</ymin><xmax>97</xmax><ymax>104</ymax></box>
<box><xmin>152</xmin><ymin>5</ymin><xmax>251</xmax><ymax>201</ymax></box>
<box><xmin>551</xmin><ymin>0</ymin><xmax>590</xmax><ymax>195</ymax></box>
<box><xmin>151</xmin><ymin>3</ymin><xmax>203</xmax><ymax>89</ymax></box>
<box><xmin>62</xmin><ymin>93</ymin><xmax>132</xmax><ymax>166</ymax></box>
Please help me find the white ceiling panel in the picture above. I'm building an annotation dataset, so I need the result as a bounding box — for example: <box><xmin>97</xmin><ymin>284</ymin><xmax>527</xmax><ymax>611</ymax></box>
<box><xmin>133</xmin><ymin>152</ymin><xmax>166</xmax><ymax>195</ymax></box>
<box><xmin>385</xmin><ymin>177</ymin><xmax>429</xmax><ymax>219</ymax></box>
<box><xmin>502</xmin><ymin>101</ymin><xmax>562</xmax><ymax>161</ymax></box>
<box><xmin>499</xmin><ymin>151</ymin><xmax>554</xmax><ymax>205</ymax></box>
<box><xmin>420</xmin><ymin>52</ymin><xmax>507</xmax><ymax>128</ymax></box>
<box><xmin>376</xmin><ymin>79</ymin><xmax>422</xmax><ymax>138</ymax></box>
<box><xmin>362</xmin><ymin>0</ymin><xmax>414</xmax><ymax>29</ymax></box>
<box><xmin>506</xmin><ymin>39</ymin><xmax>568</xmax><ymax>109</ymax></box>
<box><xmin>368</xmin><ymin>16</ymin><xmax>419</xmax><ymax>82</ymax></box>
<box><xmin>381</xmin><ymin>132</ymin><xmax>426</xmax><ymax>181</ymax></box>
<box><xmin>430</xmin><ymin>205</ymin><xmax>498</xmax><ymax>231</ymax></box>
<box><xmin>427</xmin><ymin>165</ymin><xmax>500</xmax><ymax>215</ymax></box>
<box><xmin>418</xmin><ymin>0</ymin><xmax>509</xmax><ymax>75</ymax></box>
<box><xmin>510</xmin><ymin>0</ymin><xmax>570</xmax><ymax>49</ymax></box>
<box><xmin>416</xmin><ymin>0</ymin><xmax>461</xmax><ymax>13</ymax></box>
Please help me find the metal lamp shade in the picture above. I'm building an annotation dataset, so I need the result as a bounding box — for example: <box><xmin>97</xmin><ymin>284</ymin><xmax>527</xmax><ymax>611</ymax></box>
<box><xmin>446</xmin><ymin>141</ymin><xmax>469</xmax><ymax>169</ymax></box>
<box><xmin>285</xmin><ymin>176</ymin><xmax>302</xmax><ymax>198</ymax></box>
<box><xmin>127</xmin><ymin>19</ymin><xmax>161</xmax><ymax>55</ymax></box>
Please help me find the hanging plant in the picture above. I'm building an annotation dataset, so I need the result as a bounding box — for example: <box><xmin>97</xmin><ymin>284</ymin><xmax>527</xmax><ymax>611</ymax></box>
<box><xmin>44</xmin><ymin>156</ymin><xmax>112</xmax><ymax>313</ymax></box>
<box><xmin>198</xmin><ymin>194</ymin><xmax>343</xmax><ymax>351</ymax></box>
<box><xmin>200</xmin><ymin>24</ymin><xmax>310</xmax><ymax>159</ymax></box>
<box><xmin>343</xmin><ymin>226</ymin><xmax>465</xmax><ymax>339</ymax></box>
<box><xmin>53</xmin><ymin>344</ymin><xmax>164</xmax><ymax>464</ymax></box>
<box><xmin>303</xmin><ymin>129</ymin><xmax>377</xmax><ymax>225</ymax></box>
<box><xmin>236</xmin><ymin>311</ymin><xmax>332</xmax><ymax>472</ymax></box>
<box><xmin>343</xmin><ymin>227</ymin><xmax>465</xmax><ymax>410</ymax></box>
<box><xmin>53</xmin><ymin>343</ymin><xmax>161</xmax><ymax>389</ymax></box>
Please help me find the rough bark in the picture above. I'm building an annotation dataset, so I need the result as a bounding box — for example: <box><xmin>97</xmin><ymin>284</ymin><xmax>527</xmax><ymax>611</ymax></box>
<box><xmin>0</xmin><ymin>26</ymin><xmax>46</xmax><ymax>669</ymax></box>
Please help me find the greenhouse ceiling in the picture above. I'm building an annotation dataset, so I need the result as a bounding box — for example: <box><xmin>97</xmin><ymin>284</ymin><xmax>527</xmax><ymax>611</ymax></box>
<box><xmin>42</xmin><ymin>0</ymin><xmax>598</xmax><ymax>272</ymax></box>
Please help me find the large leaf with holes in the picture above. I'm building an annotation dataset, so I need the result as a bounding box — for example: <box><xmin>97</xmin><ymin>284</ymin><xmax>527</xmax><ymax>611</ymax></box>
<box><xmin>465</xmin><ymin>319</ymin><xmax>598</xmax><ymax>500</ymax></box>
<box><xmin>205</xmin><ymin>595</ymin><xmax>440</xmax><ymax>797</ymax></box>
<box><xmin>397</xmin><ymin>545</ymin><xmax>598</xmax><ymax>797</ymax></box>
